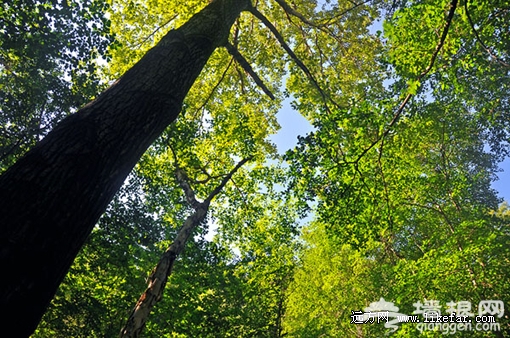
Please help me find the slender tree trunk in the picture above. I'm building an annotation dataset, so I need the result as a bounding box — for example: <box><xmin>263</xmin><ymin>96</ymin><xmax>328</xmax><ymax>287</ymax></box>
<box><xmin>0</xmin><ymin>0</ymin><xmax>250</xmax><ymax>336</ymax></box>
<box><xmin>120</xmin><ymin>202</ymin><xmax>210</xmax><ymax>338</ymax></box>
<box><xmin>120</xmin><ymin>158</ymin><xmax>251</xmax><ymax>337</ymax></box>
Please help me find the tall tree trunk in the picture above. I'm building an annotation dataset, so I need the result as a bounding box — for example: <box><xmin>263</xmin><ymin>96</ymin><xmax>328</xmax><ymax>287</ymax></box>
<box><xmin>0</xmin><ymin>0</ymin><xmax>250</xmax><ymax>336</ymax></box>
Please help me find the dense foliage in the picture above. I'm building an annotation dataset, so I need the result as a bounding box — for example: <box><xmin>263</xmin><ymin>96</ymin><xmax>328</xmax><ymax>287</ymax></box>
<box><xmin>0</xmin><ymin>0</ymin><xmax>112</xmax><ymax>170</ymax></box>
<box><xmin>1</xmin><ymin>0</ymin><xmax>509</xmax><ymax>336</ymax></box>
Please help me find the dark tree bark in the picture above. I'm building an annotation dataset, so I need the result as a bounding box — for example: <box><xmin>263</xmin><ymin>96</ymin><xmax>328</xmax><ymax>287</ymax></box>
<box><xmin>0</xmin><ymin>0</ymin><xmax>251</xmax><ymax>336</ymax></box>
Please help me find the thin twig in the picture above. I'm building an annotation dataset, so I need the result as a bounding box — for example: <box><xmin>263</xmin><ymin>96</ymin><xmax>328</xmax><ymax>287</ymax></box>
<box><xmin>206</xmin><ymin>156</ymin><xmax>253</xmax><ymax>203</ymax></box>
<box><xmin>275</xmin><ymin>0</ymin><xmax>356</xmax><ymax>51</ymax></box>
<box><xmin>193</xmin><ymin>56</ymin><xmax>234</xmax><ymax>120</ymax></box>
<box><xmin>464</xmin><ymin>0</ymin><xmax>510</xmax><ymax>67</ymax></box>
<box><xmin>230</xmin><ymin>177</ymin><xmax>250</xmax><ymax>208</ymax></box>
<box><xmin>129</xmin><ymin>14</ymin><xmax>178</xmax><ymax>49</ymax></box>
<box><xmin>352</xmin><ymin>0</ymin><xmax>459</xmax><ymax>164</ymax></box>
<box><xmin>249</xmin><ymin>6</ymin><xmax>343</xmax><ymax>112</ymax></box>
<box><xmin>376</xmin><ymin>137</ymin><xmax>394</xmax><ymax>231</ymax></box>
<box><xmin>350</xmin><ymin>93</ymin><xmax>412</xmax><ymax>164</ymax></box>
<box><xmin>235</xmin><ymin>63</ymin><xmax>247</xmax><ymax>95</ymax></box>
<box><xmin>274</xmin><ymin>0</ymin><xmax>374</xmax><ymax>29</ymax></box>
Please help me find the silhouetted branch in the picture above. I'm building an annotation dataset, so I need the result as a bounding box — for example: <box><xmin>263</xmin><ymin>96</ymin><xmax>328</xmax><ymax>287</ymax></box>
<box><xmin>225</xmin><ymin>42</ymin><xmax>275</xmax><ymax>100</ymax></box>
<box><xmin>206</xmin><ymin>156</ymin><xmax>253</xmax><ymax>202</ymax></box>
<box><xmin>120</xmin><ymin>156</ymin><xmax>252</xmax><ymax>337</ymax></box>
<box><xmin>317</xmin><ymin>0</ymin><xmax>374</xmax><ymax>27</ymax></box>
<box><xmin>248</xmin><ymin>6</ymin><xmax>344</xmax><ymax>112</ymax></box>
<box><xmin>273</xmin><ymin>0</ymin><xmax>315</xmax><ymax>26</ymax></box>
<box><xmin>352</xmin><ymin>0</ymin><xmax>459</xmax><ymax>164</ymax></box>
<box><xmin>419</xmin><ymin>0</ymin><xmax>459</xmax><ymax>77</ymax></box>
<box><xmin>464</xmin><ymin>1</ymin><xmax>509</xmax><ymax>67</ymax></box>
<box><xmin>130</xmin><ymin>14</ymin><xmax>178</xmax><ymax>49</ymax></box>
<box><xmin>193</xmin><ymin>56</ymin><xmax>235</xmax><ymax>120</ymax></box>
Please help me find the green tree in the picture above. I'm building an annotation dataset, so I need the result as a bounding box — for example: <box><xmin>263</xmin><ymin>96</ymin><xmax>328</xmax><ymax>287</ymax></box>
<box><xmin>0</xmin><ymin>0</ymin><xmax>378</xmax><ymax>331</ymax></box>
<box><xmin>2</xmin><ymin>0</ymin><xmax>509</xmax><ymax>335</ymax></box>
<box><xmin>0</xmin><ymin>0</ymin><xmax>112</xmax><ymax>170</ymax></box>
<box><xmin>35</xmin><ymin>105</ymin><xmax>298</xmax><ymax>337</ymax></box>
<box><xmin>282</xmin><ymin>0</ymin><xmax>510</xmax><ymax>333</ymax></box>
<box><xmin>284</xmin><ymin>222</ymin><xmax>382</xmax><ymax>337</ymax></box>
<box><xmin>0</xmin><ymin>1</ymin><xmax>250</xmax><ymax>334</ymax></box>
<box><xmin>284</xmin><ymin>102</ymin><xmax>510</xmax><ymax>336</ymax></box>
<box><xmin>281</xmin><ymin>0</ymin><xmax>510</xmax><ymax>335</ymax></box>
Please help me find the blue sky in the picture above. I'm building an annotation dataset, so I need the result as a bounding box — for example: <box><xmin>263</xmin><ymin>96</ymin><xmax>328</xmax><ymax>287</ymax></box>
<box><xmin>492</xmin><ymin>157</ymin><xmax>510</xmax><ymax>202</ymax></box>
<box><xmin>270</xmin><ymin>100</ymin><xmax>510</xmax><ymax>203</ymax></box>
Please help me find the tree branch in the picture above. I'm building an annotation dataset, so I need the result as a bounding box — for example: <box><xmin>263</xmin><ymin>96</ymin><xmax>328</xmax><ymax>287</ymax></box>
<box><xmin>175</xmin><ymin>167</ymin><xmax>201</xmax><ymax>209</ymax></box>
<box><xmin>205</xmin><ymin>156</ymin><xmax>253</xmax><ymax>203</ymax></box>
<box><xmin>328</xmin><ymin>1</ymin><xmax>375</xmax><ymax>26</ymax></box>
<box><xmin>224</xmin><ymin>42</ymin><xmax>275</xmax><ymax>100</ymax></box>
<box><xmin>464</xmin><ymin>1</ymin><xmax>510</xmax><ymax>67</ymax></box>
<box><xmin>351</xmin><ymin>0</ymin><xmax>459</xmax><ymax>164</ymax></box>
<box><xmin>274</xmin><ymin>0</ymin><xmax>371</xmax><ymax>56</ymax></box>
<box><xmin>273</xmin><ymin>0</ymin><xmax>315</xmax><ymax>26</ymax></box>
<box><xmin>419</xmin><ymin>0</ymin><xmax>459</xmax><ymax>78</ymax></box>
<box><xmin>248</xmin><ymin>6</ymin><xmax>344</xmax><ymax>113</ymax></box>
<box><xmin>274</xmin><ymin>0</ymin><xmax>375</xmax><ymax>30</ymax></box>
<box><xmin>129</xmin><ymin>14</ymin><xmax>178</xmax><ymax>49</ymax></box>
<box><xmin>167</xmin><ymin>142</ymin><xmax>200</xmax><ymax>208</ymax></box>
<box><xmin>349</xmin><ymin>93</ymin><xmax>412</xmax><ymax>165</ymax></box>
<box><xmin>193</xmin><ymin>56</ymin><xmax>235</xmax><ymax>120</ymax></box>
<box><xmin>120</xmin><ymin>156</ymin><xmax>252</xmax><ymax>337</ymax></box>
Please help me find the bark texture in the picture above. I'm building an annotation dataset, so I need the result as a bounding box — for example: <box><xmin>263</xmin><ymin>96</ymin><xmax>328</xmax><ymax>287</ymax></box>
<box><xmin>0</xmin><ymin>0</ymin><xmax>251</xmax><ymax>336</ymax></box>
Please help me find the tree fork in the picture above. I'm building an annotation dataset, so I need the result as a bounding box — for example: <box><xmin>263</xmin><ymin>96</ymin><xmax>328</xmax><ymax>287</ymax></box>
<box><xmin>120</xmin><ymin>157</ymin><xmax>251</xmax><ymax>337</ymax></box>
<box><xmin>0</xmin><ymin>0</ymin><xmax>251</xmax><ymax>336</ymax></box>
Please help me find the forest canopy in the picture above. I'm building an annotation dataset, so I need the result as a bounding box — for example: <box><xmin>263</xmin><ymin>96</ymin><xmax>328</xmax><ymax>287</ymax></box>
<box><xmin>1</xmin><ymin>0</ymin><xmax>509</xmax><ymax>336</ymax></box>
